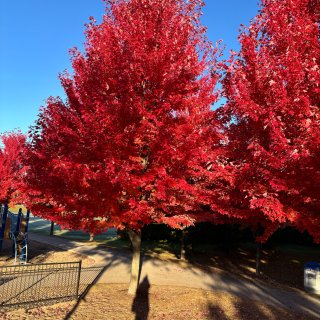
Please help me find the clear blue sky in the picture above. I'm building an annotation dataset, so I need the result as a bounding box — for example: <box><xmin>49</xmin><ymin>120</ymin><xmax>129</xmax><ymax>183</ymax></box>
<box><xmin>0</xmin><ymin>0</ymin><xmax>259</xmax><ymax>134</ymax></box>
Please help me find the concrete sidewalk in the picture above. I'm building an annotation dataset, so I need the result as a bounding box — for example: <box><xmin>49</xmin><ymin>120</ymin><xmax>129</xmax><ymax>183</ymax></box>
<box><xmin>29</xmin><ymin>233</ymin><xmax>320</xmax><ymax>319</ymax></box>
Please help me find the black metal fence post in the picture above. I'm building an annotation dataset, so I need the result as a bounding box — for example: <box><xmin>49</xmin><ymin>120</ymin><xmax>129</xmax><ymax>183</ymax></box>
<box><xmin>75</xmin><ymin>260</ymin><xmax>82</xmax><ymax>299</ymax></box>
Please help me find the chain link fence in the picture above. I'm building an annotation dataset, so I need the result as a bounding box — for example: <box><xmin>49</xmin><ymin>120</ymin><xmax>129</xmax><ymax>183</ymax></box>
<box><xmin>0</xmin><ymin>261</ymin><xmax>81</xmax><ymax>310</ymax></box>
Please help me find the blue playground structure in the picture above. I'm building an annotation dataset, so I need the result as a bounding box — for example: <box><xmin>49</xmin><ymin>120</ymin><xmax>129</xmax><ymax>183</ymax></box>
<box><xmin>0</xmin><ymin>204</ymin><xmax>30</xmax><ymax>264</ymax></box>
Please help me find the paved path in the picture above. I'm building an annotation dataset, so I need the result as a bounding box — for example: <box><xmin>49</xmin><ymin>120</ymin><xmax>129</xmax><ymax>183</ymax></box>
<box><xmin>29</xmin><ymin>233</ymin><xmax>320</xmax><ymax>319</ymax></box>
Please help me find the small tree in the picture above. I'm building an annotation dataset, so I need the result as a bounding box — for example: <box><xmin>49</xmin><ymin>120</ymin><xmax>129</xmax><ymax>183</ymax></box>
<box><xmin>26</xmin><ymin>0</ymin><xmax>231</xmax><ymax>294</ymax></box>
<box><xmin>223</xmin><ymin>0</ymin><xmax>320</xmax><ymax>242</ymax></box>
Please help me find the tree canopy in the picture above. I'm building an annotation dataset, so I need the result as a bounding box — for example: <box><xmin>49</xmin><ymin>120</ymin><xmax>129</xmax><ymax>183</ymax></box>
<box><xmin>26</xmin><ymin>0</ymin><xmax>233</xmax><ymax>234</ymax></box>
<box><xmin>223</xmin><ymin>0</ymin><xmax>320</xmax><ymax>242</ymax></box>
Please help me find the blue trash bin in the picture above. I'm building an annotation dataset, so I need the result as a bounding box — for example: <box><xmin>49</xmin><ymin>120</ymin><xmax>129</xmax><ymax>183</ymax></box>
<box><xmin>304</xmin><ymin>262</ymin><xmax>320</xmax><ymax>294</ymax></box>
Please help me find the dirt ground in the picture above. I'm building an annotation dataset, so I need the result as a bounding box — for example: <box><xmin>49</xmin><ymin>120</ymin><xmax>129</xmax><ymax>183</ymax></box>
<box><xmin>1</xmin><ymin>283</ymin><xmax>316</xmax><ymax>320</ymax></box>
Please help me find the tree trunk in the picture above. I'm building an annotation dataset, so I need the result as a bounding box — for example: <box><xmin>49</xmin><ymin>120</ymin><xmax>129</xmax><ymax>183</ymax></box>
<box><xmin>179</xmin><ymin>229</ymin><xmax>186</xmax><ymax>260</ymax></box>
<box><xmin>256</xmin><ymin>243</ymin><xmax>261</xmax><ymax>275</ymax></box>
<box><xmin>50</xmin><ymin>221</ymin><xmax>54</xmax><ymax>236</ymax></box>
<box><xmin>127</xmin><ymin>229</ymin><xmax>142</xmax><ymax>295</ymax></box>
<box><xmin>89</xmin><ymin>233</ymin><xmax>94</xmax><ymax>242</ymax></box>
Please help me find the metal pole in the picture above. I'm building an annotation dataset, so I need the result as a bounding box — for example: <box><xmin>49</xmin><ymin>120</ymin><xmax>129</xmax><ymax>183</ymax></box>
<box><xmin>50</xmin><ymin>221</ymin><xmax>54</xmax><ymax>236</ymax></box>
<box><xmin>15</xmin><ymin>208</ymin><xmax>22</xmax><ymax>233</ymax></box>
<box><xmin>0</xmin><ymin>203</ymin><xmax>8</xmax><ymax>251</ymax></box>
<box><xmin>256</xmin><ymin>242</ymin><xmax>262</xmax><ymax>275</ymax></box>
<box><xmin>24</xmin><ymin>209</ymin><xmax>30</xmax><ymax>233</ymax></box>
<box><xmin>75</xmin><ymin>260</ymin><xmax>82</xmax><ymax>299</ymax></box>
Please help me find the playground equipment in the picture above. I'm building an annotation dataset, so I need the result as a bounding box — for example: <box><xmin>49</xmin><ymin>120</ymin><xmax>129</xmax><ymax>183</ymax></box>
<box><xmin>0</xmin><ymin>204</ymin><xmax>30</xmax><ymax>264</ymax></box>
<box><xmin>10</xmin><ymin>231</ymin><xmax>28</xmax><ymax>264</ymax></box>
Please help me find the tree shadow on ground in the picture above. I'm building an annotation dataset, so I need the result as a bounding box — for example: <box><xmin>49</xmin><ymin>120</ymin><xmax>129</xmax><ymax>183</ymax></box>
<box><xmin>180</xmin><ymin>242</ymin><xmax>320</xmax><ymax>290</ymax></box>
<box><xmin>206</xmin><ymin>295</ymin><xmax>314</xmax><ymax>320</ymax></box>
<box><xmin>131</xmin><ymin>276</ymin><xmax>150</xmax><ymax>320</ymax></box>
<box><xmin>207</xmin><ymin>300</ymin><xmax>272</xmax><ymax>320</ymax></box>
<box><xmin>207</xmin><ymin>299</ymin><xmax>317</xmax><ymax>320</ymax></box>
<box><xmin>204</xmin><ymin>269</ymin><xmax>320</xmax><ymax>320</ymax></box>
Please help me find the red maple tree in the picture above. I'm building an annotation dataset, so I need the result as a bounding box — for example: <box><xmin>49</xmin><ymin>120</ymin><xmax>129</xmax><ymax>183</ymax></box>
<box><xmin>223</xmin><ymin>0</ymin><xmax>320</xmax><ymax>242</ymax></box>
<box><xmin>25</xmin><ymin>0</ymin><xmax>232</xmax><ymax>293</ymax></box>
<box><xmin>0</xmin><ymin>132</ymin><xmax>26</xmax><ymax>204</ymax></box>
